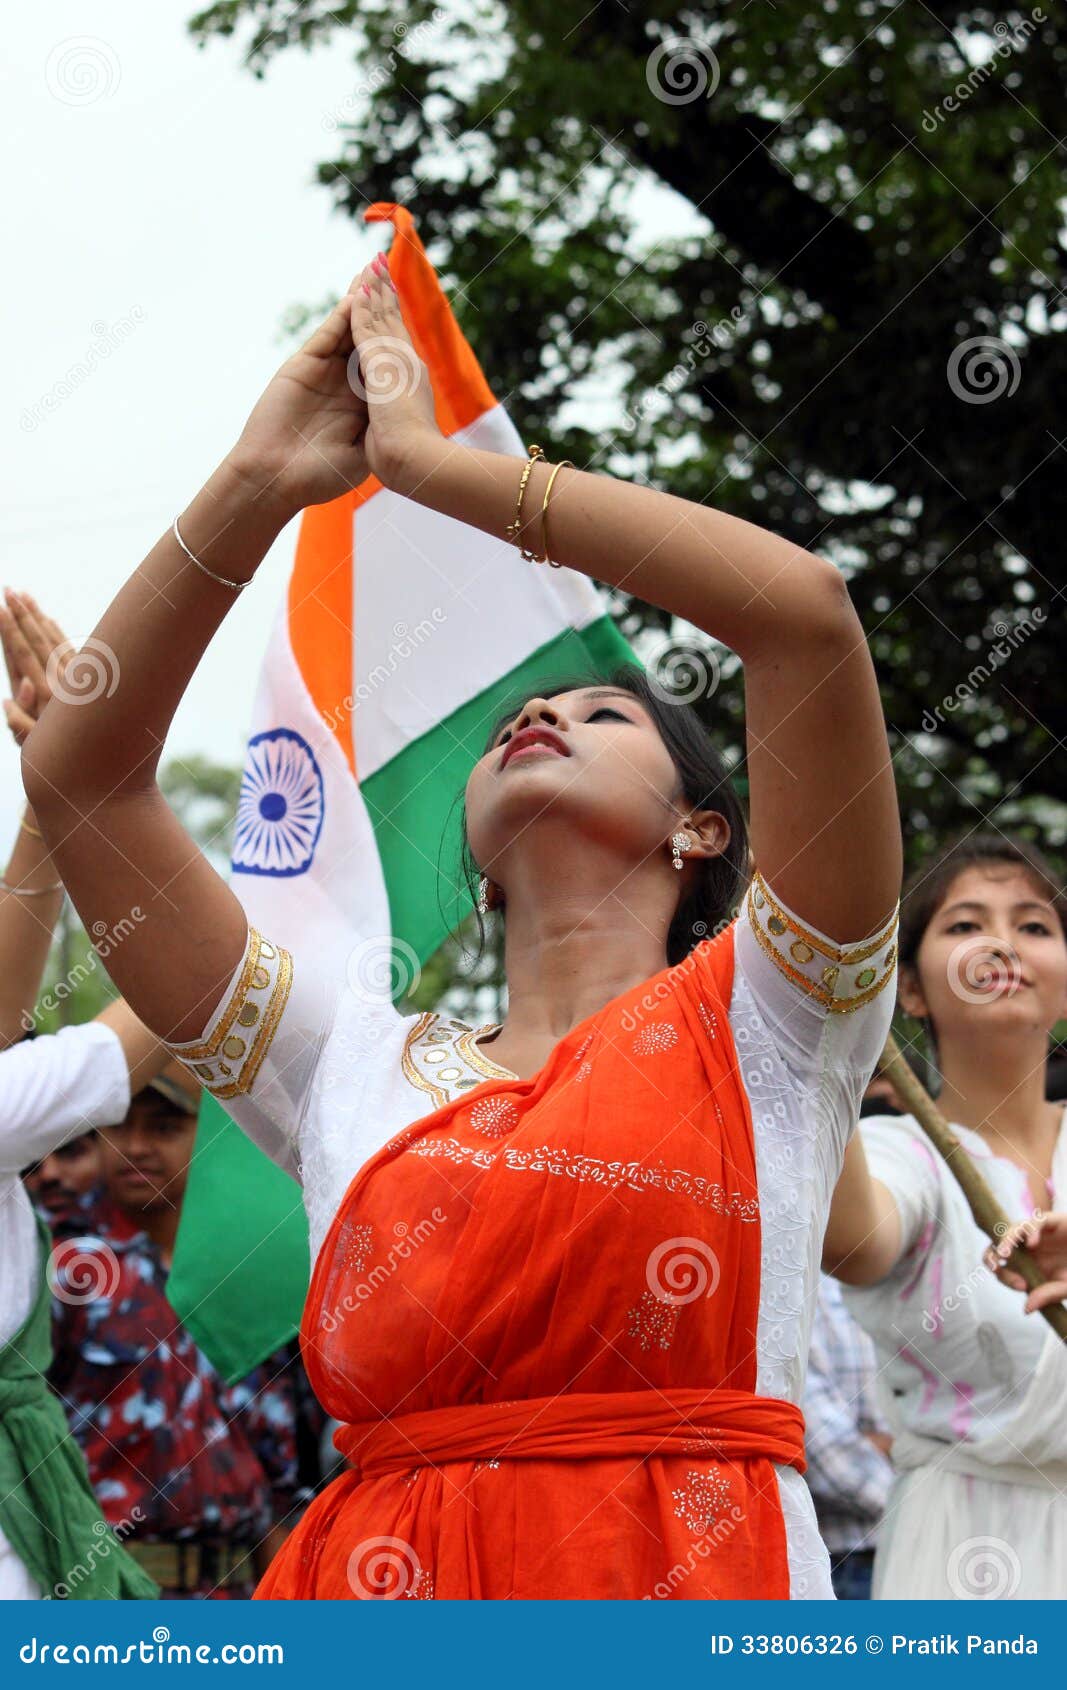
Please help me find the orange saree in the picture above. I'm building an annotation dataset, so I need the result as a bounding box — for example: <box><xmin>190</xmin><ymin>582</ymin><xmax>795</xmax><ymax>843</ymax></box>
<box><xmin>256</xmin><ymin>921</ymin><xmax>805</xmax><ymax>1599</ymax></box>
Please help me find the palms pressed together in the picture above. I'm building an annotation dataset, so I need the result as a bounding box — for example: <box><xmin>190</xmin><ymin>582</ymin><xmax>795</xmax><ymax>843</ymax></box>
<box><xmin>230</xmin><ymin>251</ymin><xmax>440</xmax><ymax>516</ymax></box>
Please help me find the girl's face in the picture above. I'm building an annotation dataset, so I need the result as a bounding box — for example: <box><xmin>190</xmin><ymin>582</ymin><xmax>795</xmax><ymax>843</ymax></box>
<box><xmin>464</xmin><ymin>685</ymin><xmax>727</xmax><ymax>892</ymax></box>
<box><xmin>903</xmin><ymin>863</ymin><xmax>1067</xmax><ymax>1042</ymax></box>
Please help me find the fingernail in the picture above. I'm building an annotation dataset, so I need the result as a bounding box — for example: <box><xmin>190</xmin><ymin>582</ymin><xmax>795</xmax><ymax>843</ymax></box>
<box><xmin>388</xmin><ymin>277</ymin><xmax>398</xmax><ymax>293</ymax></box>
<box><xmin>361</xmin><ymin>283</ymin><xmax>371</xmax><ymax>296</ymax></box>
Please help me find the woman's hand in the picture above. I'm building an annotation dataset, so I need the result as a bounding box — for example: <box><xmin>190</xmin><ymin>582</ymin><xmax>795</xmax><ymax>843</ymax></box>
<box><xmin>0</xmin><ymin>590</ymin><xmax>73</xmax><ymax>745</ymax></box>
<box><xmin>984</xmin><ymin>1212</ymin><xmax>1067</xmax><ymax>1313</ymax></box>
<box><xmin>349</xmin><ymin>254</ymin><xmax>441</xmax><ymax>489</ymax></box>
<box><xmin>228</xmin><ymin>254</ymin><xmax>440</xmax><ymax>517</ymax></box>
<box><xmin>228</xmin><ymin>277</ymin><xmax>370</xmax><ymax>515</ymax></box>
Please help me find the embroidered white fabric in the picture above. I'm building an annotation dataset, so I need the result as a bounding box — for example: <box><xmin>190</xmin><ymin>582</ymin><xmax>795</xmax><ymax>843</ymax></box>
<box><xmin>165</xmin><ymin>875</ymin><xmax>897</xmax><ymax>1599</ymax></box>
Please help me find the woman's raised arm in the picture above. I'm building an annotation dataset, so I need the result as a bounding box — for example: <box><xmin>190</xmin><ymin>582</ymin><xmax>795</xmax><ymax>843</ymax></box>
<box><xmin>347</xmin><ymin>264</ymin><xmax>902</xmax><ymax>944</ymax></box>
<box><xmin>21</xmin><ymin>282</ymin><xmax>371</xmax><ymax>1045</ymax></box>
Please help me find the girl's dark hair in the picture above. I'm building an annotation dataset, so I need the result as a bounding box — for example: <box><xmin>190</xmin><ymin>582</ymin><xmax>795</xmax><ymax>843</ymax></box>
<box><xmin>898</xmin><ymin>830</ymin><xmax>1067</xmax><ymax>977</ymax></box>
<box><xmin>456</xmin><ymin>662</ymin><xmax>750</xmax><ymax>967</ymax></box>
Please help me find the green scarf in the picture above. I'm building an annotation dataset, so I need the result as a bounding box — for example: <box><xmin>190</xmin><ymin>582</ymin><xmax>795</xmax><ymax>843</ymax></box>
<box><xmin>0</xmin><ymin>1218</ymin><xmax>158</xmax><ymax>1599</ymax></box>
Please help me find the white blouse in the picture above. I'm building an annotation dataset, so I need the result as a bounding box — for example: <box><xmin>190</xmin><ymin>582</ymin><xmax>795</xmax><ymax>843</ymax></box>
<box><xmin>842</xmin><ymin>1109</ymin><xmax>1067</xmax><ymax>1469</ymax></box>
<box><xmin>166</xmin><ymin>871</ymin><xmax>898</xmax><ymax>1598</ymax></box>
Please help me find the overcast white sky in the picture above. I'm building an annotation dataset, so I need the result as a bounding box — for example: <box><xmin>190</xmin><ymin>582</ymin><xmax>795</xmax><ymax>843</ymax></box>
<box><xmin>2</xmin><ymin>3</ymin><xmax>703</xmax><ymax>858</ymax></box>
<box><xmin>2</xmin><ymin>3</ymin><xmax>376</xmax><ymax>842</ymax></box>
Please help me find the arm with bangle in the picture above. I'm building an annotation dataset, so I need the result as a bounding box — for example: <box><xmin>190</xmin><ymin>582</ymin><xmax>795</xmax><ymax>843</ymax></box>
<box><xmin>21</xmin><ymin>249</ymin><xmax>898</xmax><ymax>1059</ymax></box>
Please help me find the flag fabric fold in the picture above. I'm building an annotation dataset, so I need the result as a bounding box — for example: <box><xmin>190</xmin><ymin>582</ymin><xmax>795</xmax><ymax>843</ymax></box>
<box><xmin>167</xmin><ymin>202</ymin><xmax>635</xmax><ymax>1381</ymax></box>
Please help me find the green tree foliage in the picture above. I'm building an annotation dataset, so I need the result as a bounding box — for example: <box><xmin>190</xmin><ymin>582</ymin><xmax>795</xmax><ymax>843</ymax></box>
<box><xmin>187</xmin><ymin>0</ymin><xmax>1067</xmax><ymax>897</ymax></box>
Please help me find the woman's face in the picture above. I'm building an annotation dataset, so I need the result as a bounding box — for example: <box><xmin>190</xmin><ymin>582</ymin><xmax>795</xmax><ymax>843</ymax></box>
<box><xmin>904</xmin><ymin>863</ymin><xmax>1067</xmax><ymax>1042</ymax></box>
<box><xmin>465</xmin><ymin>685</ymin><xmax>708</xmax><ymax>891</ymax></box>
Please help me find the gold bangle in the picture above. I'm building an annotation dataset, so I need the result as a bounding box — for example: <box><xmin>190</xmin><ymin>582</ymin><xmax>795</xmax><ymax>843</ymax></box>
<box><xmin>505</xmin><ymin>445</ymin><xmax>545</xmax><ymax>559</ymax></box>
<box><xmin>0</xmin><ymin>878</ymin><xmax>63</xmax><ymax>898</ymax></box>
<box><xmin>19</xmin><ymin>814</ymin><xmax>43</xmax><ymax>840</ymax></box>
<box><xmin>539</xmin><ymin>459</ymin><xmax>573</xmax><ymax>569</ymax></box>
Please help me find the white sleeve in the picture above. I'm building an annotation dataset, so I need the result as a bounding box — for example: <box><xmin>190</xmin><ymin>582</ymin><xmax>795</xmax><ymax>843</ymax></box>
<box><xmin>160</xmin><ymin>925</ymin><xmax>342</xmax><ymax>1181</ymax></box>
<box><xmin>735</xmin><ymin>867</ymin><xmax>898</xmax><ymax>1089</ymax></box>
<box><xmin>854</xmin><ymin>1113</ymin><xmax>944</xmax><ymax>1265</ymax></box>
<box><xmin>0</xmin><ymin>1022</ymin><xmax>130</xmax><ymax>1173</ymax></box>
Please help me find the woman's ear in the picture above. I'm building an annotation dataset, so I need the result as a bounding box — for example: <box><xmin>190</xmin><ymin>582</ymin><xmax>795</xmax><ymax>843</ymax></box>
<box><xmin>897</xmin><ymin>963</ymin><xmax>927</xmax><ymax>1021</ymax></box>
<box><xmin>686</xmin><ymin>807</ymin><xmax>731</xmax><ymax>859</ymax></box>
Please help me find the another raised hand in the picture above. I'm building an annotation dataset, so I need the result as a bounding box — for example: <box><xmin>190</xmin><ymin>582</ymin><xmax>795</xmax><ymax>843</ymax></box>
<box><xmin>0</xmin><ymin>591</ymin><xmax>73</xmax><ymax>745</ymax></box>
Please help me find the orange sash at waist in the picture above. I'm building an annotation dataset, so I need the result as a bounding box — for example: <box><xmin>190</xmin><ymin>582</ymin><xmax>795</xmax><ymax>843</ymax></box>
<box><xmin>335</xmin><ymin>1386</ymin><xmax>806</xmax><ymax>1480</ymax></box>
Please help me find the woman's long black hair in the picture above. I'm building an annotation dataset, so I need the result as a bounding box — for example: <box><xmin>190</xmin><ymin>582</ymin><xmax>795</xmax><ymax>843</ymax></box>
<box><xmin>452</xmin><ymin>661</ymin><xmax>750</xmax><ymax>968</ymax></box>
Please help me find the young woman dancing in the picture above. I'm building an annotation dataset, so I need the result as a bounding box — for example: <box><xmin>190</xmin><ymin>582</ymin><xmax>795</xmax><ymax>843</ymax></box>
<box><xmin>824</xmin><ymin>833</ymin><xmax>1067</xmax><ymax>1599</ymax></box>
<box><xmin>21</xmin><ymin>254</ymin><xmax>901</xmax><ymax>1599</ymax></box>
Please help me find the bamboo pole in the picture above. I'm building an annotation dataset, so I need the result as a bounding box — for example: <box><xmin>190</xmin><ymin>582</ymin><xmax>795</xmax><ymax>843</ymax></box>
<box><xmin>877</xmin><ymin>1030</ymin><xmax>1067</xmax><ymax>1345</ymax></box>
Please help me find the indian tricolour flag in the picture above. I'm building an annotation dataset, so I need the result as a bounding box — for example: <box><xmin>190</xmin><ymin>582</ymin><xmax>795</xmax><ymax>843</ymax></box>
<box><xmin>168</xmin><ymin>202</ymin><xmax>635</xmax><ymax>1381</ymax></box>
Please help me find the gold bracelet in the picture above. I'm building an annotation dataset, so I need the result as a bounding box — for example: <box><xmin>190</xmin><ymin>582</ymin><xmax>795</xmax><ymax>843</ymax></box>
<box><xmin>19</xmin><ymin>814</ymin><xmax>43</xmax><ymax>840</ymax></box>
<box><xmin>539</xmin><ymin>459</ymin><xmax>573</xmax><ymax>569</ymax></box>
<box><xmin>0</xmin><ymin>878</ymin><xmax>63</xmax><ymax>898</ymax></box>
<box><xmin>505</xmin><ymin>445</ymin><xmax>545</xmax><ymax>559</ymax></box>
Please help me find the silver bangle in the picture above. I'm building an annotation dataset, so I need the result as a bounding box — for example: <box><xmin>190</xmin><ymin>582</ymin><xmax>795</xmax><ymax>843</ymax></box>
<box><xmin>172</xmin><ymin>516</ymin><xmax>250</xmax><ymax>592</ymax></box>
<box><xmin>0</xmin><ymin>878</ymin><xmax>63</xmax><ymax>898</ymax></box>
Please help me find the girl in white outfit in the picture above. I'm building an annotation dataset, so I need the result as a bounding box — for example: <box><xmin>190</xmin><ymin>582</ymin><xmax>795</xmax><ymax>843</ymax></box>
<box><xmin>824</xmin><ymin>831</ymin><xmax>1067</xmax><ymax>1600</ymax></box>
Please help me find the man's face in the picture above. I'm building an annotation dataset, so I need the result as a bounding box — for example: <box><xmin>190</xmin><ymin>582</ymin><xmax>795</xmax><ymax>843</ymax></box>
<box><xmin>23</xmin><ymin>1132</ymin><xmax>102</xmax><ymax>1221</ymax></box>
<box><xmin>97</xmin><ymin>1092</ymin><xmax>198</xmax><ymax>1217</ymax></box>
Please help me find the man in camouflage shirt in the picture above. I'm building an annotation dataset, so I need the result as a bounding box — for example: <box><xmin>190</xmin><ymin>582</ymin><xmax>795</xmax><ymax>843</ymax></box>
<box><xmin>46</xmin><ymin>1063</ymin><xmax>303</xmax><ymax>1597</ymax></box>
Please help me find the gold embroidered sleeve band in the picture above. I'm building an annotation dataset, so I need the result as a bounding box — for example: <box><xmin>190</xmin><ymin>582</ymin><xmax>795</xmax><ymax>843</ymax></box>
<box><xmin>746</xmin><ymin>871</ymin><xmax>898</xmax><ymax>1014</ymax></box>
<box><xmin>163</xmin><ymin>926</ymin><xmax>294</xmax><ymax>1099</ymax></box>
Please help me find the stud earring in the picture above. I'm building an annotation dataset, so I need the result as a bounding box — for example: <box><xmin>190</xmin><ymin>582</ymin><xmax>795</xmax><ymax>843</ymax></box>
<box><xmin>670</xmin><ymin>831</ymin><xmax>692</xmax><ymax>871</ymax></box>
